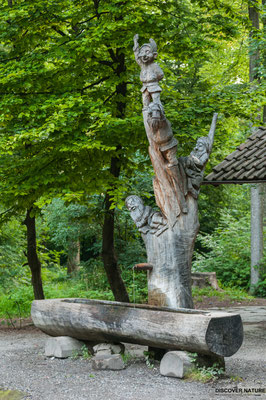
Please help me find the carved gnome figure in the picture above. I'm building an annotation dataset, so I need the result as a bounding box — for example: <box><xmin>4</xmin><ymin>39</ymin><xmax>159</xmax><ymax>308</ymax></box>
<box><xmin>180</xmin><ymin>136</ymin><xmax>211</xmax><ymax>198</ymax></box>
<box><xmin>125</xmin><ymin>195</ymin><xmax>168</xmax><ymax>237</ymax></box>
<box><xmin>133</xmin><ymin>34</ymin><xmax>164</xmax><ymax>109</ymax></box>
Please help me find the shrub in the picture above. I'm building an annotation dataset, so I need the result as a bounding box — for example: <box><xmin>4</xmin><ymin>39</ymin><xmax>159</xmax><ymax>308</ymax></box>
<box><xmin>193</xmin><ymin>212</ymin><xmax>265</xmax><ymax>292</ymax></box>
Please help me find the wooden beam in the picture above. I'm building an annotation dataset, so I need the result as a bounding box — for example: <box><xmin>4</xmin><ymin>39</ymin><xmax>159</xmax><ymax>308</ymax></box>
<box><xmin>202</xmin><ymin>180</ymin><xmax>266</xmax><ymax>185</ymax></box>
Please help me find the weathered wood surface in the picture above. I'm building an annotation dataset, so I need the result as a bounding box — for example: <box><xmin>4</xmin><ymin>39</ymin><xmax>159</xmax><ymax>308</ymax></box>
<box><xmin>127</xmin><ymin>35</ymin><xmax>219</xmax><ymax>309</ymax></box>
<box><xmin>31</xmin><ymin>298</ymin><xmax>243</xmax><ymax>357</ymax></box>
<box><xmin>142</xmin><ymin>112</ymin><xmax>218</xmax><ymax>309</ymax></box>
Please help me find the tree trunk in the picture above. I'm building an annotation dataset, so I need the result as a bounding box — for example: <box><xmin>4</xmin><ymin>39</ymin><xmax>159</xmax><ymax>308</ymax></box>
<box><xmin>262</xmin><ymin>0</ymin><xmax>266</xmax><ymax>124</ymax></box>
<box><xmin>101</xmin><ymin>49</ymin><xmax>129</xmax><ymax>302</ymax></box>
<box><xmin>102</xmin><ymin>157</ymin><xmax>130</xmax><ymax>302</ymax></box>
<box><xmin>249</xmin><ymin>2</ymin><xmax>264</xmax><ymax>293</ymax></box>
<box><xmin>141</xmin><ymin>112</ymin><xmax>200</xmax><ymax>308</ymax></box>
<box><xmin>24</xmin><ymin>209</ymin><xmax>44</xmax><ymax>300</ymax></box>
<box><xmin>250</xmin><ymin>183</ymin><xmax>264</xmax><ymax>293</ymax></box>
<box><xmin>127</xmin><ymin>36</ymin><xmax>217</xmax><ymax>309</ymax></box>
<box><xmin>248</xmin><ymin>2</ymin><xmax>260</xmax><ymax>82</ymax></box>
<box><xmin>67</xmin><ymin>239</ymin><xmax>80</xmax><ymax>275</ymax></box>
<box><xmin>130</xmin><ymin>111</ymin><xmax>217</xmax><ymax>309</ymax></box>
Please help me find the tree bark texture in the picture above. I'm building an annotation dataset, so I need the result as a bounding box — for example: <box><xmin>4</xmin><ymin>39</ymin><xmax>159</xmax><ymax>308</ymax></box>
<box><xmin>248</xmin><ymin>2</ymin><xmax>260</xmax><ymax>82</ymax></box>
<box><xmin>102</xmin><ymin>190</ymin><xmax>130</xmax><ymax>303</ymax></box>
<box><xmin>31</xmin><ymin>298</ymin><xmax>243</xmax><ymax>357</ymax></box>
<box><xmin>142</xmin><ymin>113</ymin><xmax>200</xmax><ymax>308</ymax></box>
<box><xmin>67</xmin><ymin>239</ymin><xmax>80</xmax><ymax>274</ymax></box>
<box><xmin>248</xmin><ymin>3</ymin><xmax>264</xmax><ymax>292</ymax></box>
<box><xmin>129</xmin><ymin>111</ymin><xmax>216</xmax><ymax>309</ymax></box>
<box><xmin>250</xmin><ymin>183</ymin><xmax>264</xmax><ymax>292</ymax></box>
<box><xmin>101</xmin><ymin>46</ymin><xmax>130</xmax><ymax>302</ymax></box>
<box><xmin>102</xmin><ymin>153</ymin><xmax>129</xmax><ymax>302</ymax></box>
<box><xmin>24</xmin><ymin>209</ymin><xmax>44</xmax><ymax>300</ymax></box>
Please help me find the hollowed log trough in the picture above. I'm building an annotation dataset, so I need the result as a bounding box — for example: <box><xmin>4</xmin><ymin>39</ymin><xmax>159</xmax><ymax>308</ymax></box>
<box><xmin>31</xmin><ymin>298</ymin><xmax>243</xmax><ymax>357</ymax></box>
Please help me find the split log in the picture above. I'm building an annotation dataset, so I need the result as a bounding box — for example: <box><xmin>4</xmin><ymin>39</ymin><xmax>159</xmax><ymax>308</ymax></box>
<box><xmin>31</xmin><ymin>298</ymin><xmax>243</xmax><ymax>357</ymax></box>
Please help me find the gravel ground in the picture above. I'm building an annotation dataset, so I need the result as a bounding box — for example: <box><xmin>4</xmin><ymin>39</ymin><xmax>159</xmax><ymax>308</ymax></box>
<box><xmin>0</xmin><ymin>307</ymin><xmax>265</xmax><ymax>400</ymax></box>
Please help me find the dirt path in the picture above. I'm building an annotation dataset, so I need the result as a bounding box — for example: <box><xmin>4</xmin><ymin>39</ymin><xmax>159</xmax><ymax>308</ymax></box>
<box><xmin>0</xmin><ymin>306</ymin><xmax>265</xmax><ymax>400</ymax></box>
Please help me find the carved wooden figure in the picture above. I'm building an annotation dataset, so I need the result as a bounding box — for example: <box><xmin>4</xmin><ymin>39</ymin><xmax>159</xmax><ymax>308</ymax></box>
<box><xmin>127</xmin><ymin>35</ymin><xmax>218</xmax><ymax>309</ymax></box>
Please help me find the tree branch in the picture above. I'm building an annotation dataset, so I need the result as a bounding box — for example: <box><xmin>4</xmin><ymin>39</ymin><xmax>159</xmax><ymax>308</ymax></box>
<box><xmin>77</xmin><ymin>12</ymin><xmax>110</xmax><ymax>25</ymax></box>
<box><xmin>91</xmin><ymin>54</ymin><xmax>114</xmax><ymax>68</ymax></box>
<box><xmin>107</xmin><ymin>48</ymin><xmax>118</xmax><ymax>63</ymax></box>
<box><xmin>51</xmin><ymin>26</ymin><xmax>68</xmax><ymax>37</ymax></box>
<box><xmin>81</xmin><ymin>76</ymin><xmax>110</xmax><ymax>93</ymax></box>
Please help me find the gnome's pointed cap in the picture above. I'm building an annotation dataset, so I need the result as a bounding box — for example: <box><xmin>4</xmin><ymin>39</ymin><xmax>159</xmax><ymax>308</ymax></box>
<box><xmin>140</xmin><ymin>38</ymin><xmax>158</xmax><ymax>54</ymax></box>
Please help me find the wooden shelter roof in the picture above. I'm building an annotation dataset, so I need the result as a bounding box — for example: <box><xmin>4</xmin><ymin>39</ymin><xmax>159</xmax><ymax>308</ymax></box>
<box><xmin>203</xmin><ymin>126</ymin><xmax>266</xmax><ymax>185</ymax></box>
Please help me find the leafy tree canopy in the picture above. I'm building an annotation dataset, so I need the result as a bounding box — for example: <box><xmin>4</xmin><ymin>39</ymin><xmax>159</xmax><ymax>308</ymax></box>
<box><xmin>0</xmin><ymin>0</ymin><xmax>264</xmax><ymax>216</ymax></box>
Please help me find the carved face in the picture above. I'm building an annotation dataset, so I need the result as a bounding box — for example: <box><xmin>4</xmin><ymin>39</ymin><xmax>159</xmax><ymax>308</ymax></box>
<box><xmin>125</xmin><ymin>195</ymin><xmax>145</xmax><ymax>223</ymax></box>
<box><xmin>139</xmin><ymin>45</ymin><xmax>155</xmax><ymax>64</ymax></box>
<box><xmin>192</xmin><ymin>138</ymin><xmax>208</xmax><ymax>159</ymax></box>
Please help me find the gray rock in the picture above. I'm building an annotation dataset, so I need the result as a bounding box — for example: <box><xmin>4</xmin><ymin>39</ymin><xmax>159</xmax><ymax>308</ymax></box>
<box><xmin>124</xmin><ymin>344</ymin><xmax>148</xmax><ymax>358</ymax></box>
<box><xmin>160</xmin><ymin>351</ymin><xmax>193</xmax><ymax>378</ymax></box>
<box><xmin>92</xmin><ymin>354</ymin><xmax>125</xmax><ymax>370</ymax></box>
<box><xmin>45</xmin><ymin>336</ymin><xmax>85</xmax><ymax>358</ymax></box>
<box><xmin>93</xmin><ymin>343</ymin><xmax>125</xmax><ymax>356</ymax></box>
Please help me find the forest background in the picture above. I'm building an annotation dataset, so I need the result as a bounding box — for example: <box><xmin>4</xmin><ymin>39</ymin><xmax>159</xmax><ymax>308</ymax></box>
<box><xmin>0</xmin><ymin>0</ymin><xmax>265</xmax><ymax>320</ymax></box>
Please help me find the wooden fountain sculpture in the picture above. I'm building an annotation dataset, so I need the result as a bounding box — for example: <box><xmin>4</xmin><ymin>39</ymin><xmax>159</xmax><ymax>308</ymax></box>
<box><xmin>126</xmin><ymin>35</ymin><xmax>218</xmax><ymax>309</ymax></box>
<box><xmin>31</xmin><ymin>36</ymin><xmax>244</xmax><ymax>359</ymax></box>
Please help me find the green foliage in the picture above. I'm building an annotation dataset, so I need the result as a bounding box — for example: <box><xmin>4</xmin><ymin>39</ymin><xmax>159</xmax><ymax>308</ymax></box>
<box><xmin>185</xmin><ymin>363</ymin><xmax>225</xmax><ymax>383</ymax></box>
<box><xmin>71</xmin><ymin>345</ymin><xmax>92</xmax><ymax>360</ymax></box>
<box><xmin>252</xmin><ymin>261</ymin><xmax>266</xmax><ymax>297</ymax></box>
<box><xmin>121</xmin><ymin>352</ymin><xmax>135</xmax><ymax>365</ymax></box>
<box><xmin>0</xmin><ymin>0</ymin><xmax>264</xmax><ymax>215</ymax></box>
<box><xmin>81</xmin><ymin>345</ymin><xmax>92</xmax><ymax>360</ymax></box>
<box><xmin>42</xmin><ymin>199</ymin><xmax>93</xmax><ymax>250</ymax></box>
<box><xmin>0</xmin><ymin>251</ymin><xmax>149</xmax><ymax>319</ymax></box>
<box><xmin>143</xmin><ymin>351</ymin><xmax>155</xmax><ymax>369</ymax></box>
<box><xmin>193</xmin><ymin>212</ymin><xmax>254</xmax><ymax>289</ymax></box>
<box><xmin>0</xmin><ymin>216</ymin><xmax>27</xmax><ymax>290</ymax></box>
<box><xmin>192</xmin><ymin>286</ymin><xmax>254</xmax><ymax>303</ymax></box>
<box><xmin>0</xmin><ymin>286</ymin><xmax>34</xmax><ymax>318</ymax></box>
<box><xmin>0</xmin><ymin>0</ymin><xmax>265</xmax><ymax>309</ymax></box>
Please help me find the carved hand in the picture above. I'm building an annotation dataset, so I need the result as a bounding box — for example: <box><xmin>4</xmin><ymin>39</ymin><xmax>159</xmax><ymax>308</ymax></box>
<box><xmin>133</xmin><ymin>34</ymin><xmax>139</xmax><ymax>51</ymax></box>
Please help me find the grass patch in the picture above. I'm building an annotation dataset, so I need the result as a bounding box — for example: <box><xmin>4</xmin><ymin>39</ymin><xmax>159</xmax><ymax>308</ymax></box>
<box><xmin>185</xmin><ymin>364</ymin><xmax>225</xmax><ymax>383</ymax></box>
<box><xmin>192</xmin><ymin>286</ymin><xmax>254</xmax><ymax>303</ymax></box>
<box><xmin>0</xmin><ymin>282</ymin><xmax>114</xmax><ymax>320</ymax></box>
<box><xmin>0</xmin><ymin>263</ymin><xmax>149</xmax><ymax>321</ymax></box>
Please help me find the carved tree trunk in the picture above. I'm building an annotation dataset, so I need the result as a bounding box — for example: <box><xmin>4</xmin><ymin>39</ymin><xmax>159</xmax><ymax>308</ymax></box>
<box><xmin>142</xmin><ymin>112</ymin><xmax>199</xmax><ymax>308</ymax></box>
<box><xmin>127</xmin><ymin>35</ymin><xmax>217</xmax><ymax>309</ymax></box>
<box><xmin>24</xmin><ymin>208</ymin><xmax>45</xmax><ymax>300</ymax></box>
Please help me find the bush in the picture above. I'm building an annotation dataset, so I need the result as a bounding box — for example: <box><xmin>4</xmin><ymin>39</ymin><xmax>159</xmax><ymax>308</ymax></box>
<box><xmin>193</xmin><ymin>212</ymin><xmax>265</xmax><ymax>292</ymax></box>
<box><xmin>252</xmin><ymin>261</ymin><xmax>266</xmax><ymax>297</ymax></box>
<box><xmin>0</xmin><ymin>286</ymin><xmax>34</xmax><ymax>318</ymax></box>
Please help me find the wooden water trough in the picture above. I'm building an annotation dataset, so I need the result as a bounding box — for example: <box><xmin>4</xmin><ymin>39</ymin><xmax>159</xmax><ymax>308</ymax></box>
<box><xmin>31</xmin><ymin>298</ymin><xmax>243</xmax><ymax>357</ymax></box>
